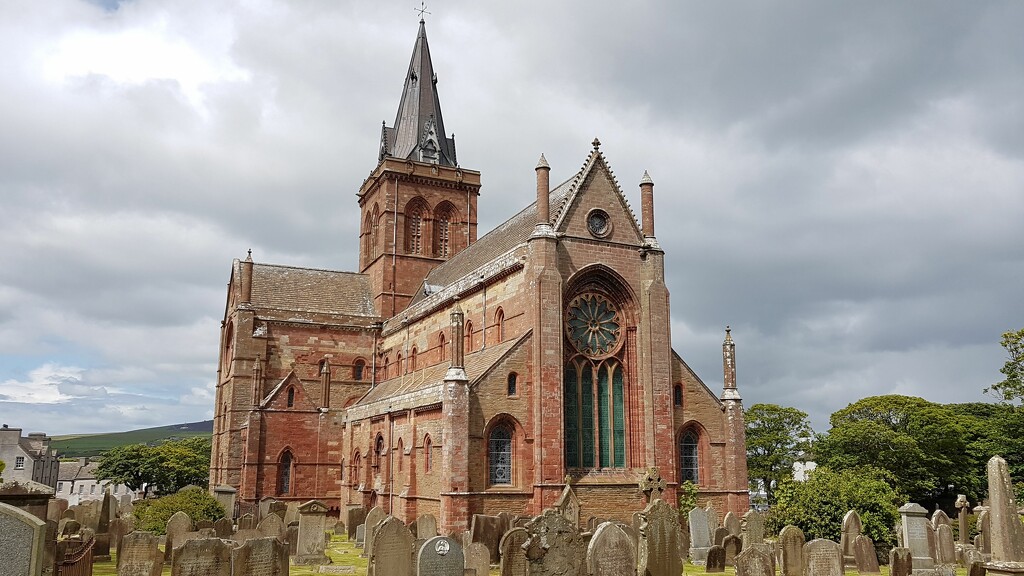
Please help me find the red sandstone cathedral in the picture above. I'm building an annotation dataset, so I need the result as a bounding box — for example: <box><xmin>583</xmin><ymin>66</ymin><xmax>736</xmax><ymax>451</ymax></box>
<box><xmin>210</xmin><ymin>19</ymin><xmax>749</xmax><ymax>533</ymax></box>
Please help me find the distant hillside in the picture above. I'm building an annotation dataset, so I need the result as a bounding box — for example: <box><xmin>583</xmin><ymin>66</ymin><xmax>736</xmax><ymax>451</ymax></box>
<box><xmin>51</xmin><ymin>420</ymin><xmax>213</xmax><ymax>458</ymax></box>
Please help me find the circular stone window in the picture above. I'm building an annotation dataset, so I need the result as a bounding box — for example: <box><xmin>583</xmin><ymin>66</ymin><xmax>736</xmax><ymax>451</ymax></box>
<box><xmin>565</xmin><ymin>293</ymin><xmax>621</xmax><ymax>358</ymax></box>
<box><xmin>586</xmin><ymin>209</ymin><xmax>611</xmax><ymax>238</ymax></box>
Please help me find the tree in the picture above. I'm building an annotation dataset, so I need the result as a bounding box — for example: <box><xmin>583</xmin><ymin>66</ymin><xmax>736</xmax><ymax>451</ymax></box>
<box><xmin>766</xmin><ymin>466</ymin><xmax>901</xmax><ymax>546</ymax></box>
<box><xmin>132</xmin><ymin>486</ymin><xmax>224</xmax><ymax>534</ymax></box>
<box><xmin>95</xmin><ymin>443</ymin><xmax>160</xmax><ymax>496</ymax></box>
<box><xmin>745</xmin><ymin>403</ymin><xmax>813</xmax><ymax>504</ymax></box>
<box><xmin>985</xmin><ymin>329</ymin><xmax>1024</xmax><ymax>403</ymax></box>
<box><xmin>0</xmin><ymin>459</ymin><xmax>5</xmax><ymax>483</ymax></box>
<box><xmin>96</xmin><ymin>436</ymin><xmax>212</xmax><ymax>496</ymax></box>
<box><xmin>816</xmin><ymin>395</ymin><xmax>971</xmax><ymax>509</ymax></box>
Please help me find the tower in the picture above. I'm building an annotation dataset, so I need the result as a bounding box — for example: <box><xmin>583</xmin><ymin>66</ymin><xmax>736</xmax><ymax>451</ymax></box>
<box><xmin>358</xmin><ymin>19</ymin><xmax>481</xmax><ymax>317</ymax></box>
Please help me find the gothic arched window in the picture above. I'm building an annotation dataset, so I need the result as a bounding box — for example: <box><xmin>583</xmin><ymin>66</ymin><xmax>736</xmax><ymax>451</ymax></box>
<box><xmin>507</xmin><ymin>373</ymin><xmax>517</xmax><ymax>396</ymax></box>
<box><xmin>674</xmin><ymin>384</ymin><xmax>683</xmax><ymax>407</ymax></box>
<box><xmin>438</xmin><ymin>332</ymin><xmax>447</xmax><ymax>363</ymax></box>
<box><xmin>353</xmin><ymin>359</ymin><xmax>366</xmax><ymax>381</ymax></box>
<box><xmin>286</xmin><ymin>387</ymin><xmax>295</xmax><ymax>408</ymax></box>
<box><xmin>374</xmin><ymin>435</ymin><xmax>385</xmax><ymax>468</ymax></box>
<box><xmin>465</xmin><ymin>320</ymin><xmax>474</xmax><ymax>353</ymax></box>
<box><xmin>679</xmin><ymin>429</ymin><xmax>700</xmax><ymax>484</ymax></box>
<box><xmin>494</xmin><ymin>307</ymin><xmax>505</xmax><ymax>343</ymax></box>
<box><xmin>488</xmin><ymin>423</ymin><xmax>513</xmax><ymax>485</ymax></box>
<box><xmin>371</xmin><ymin>204</ymin><xmax>380</xmax><ymax>259</ymax></box>
<box><xmin>278</xmin><ymin>451</ymin><xmax>293</xmax><ymax>495</ymax></box>
<box><xmin>410</xmin><ymin>347</ymin><xmax>417</xmax><ymax>371</ymax></box>
<box><xmin>405</xmin><ymin>199</ymin><xmax>428</xmax><ymax>255</ymax></box>
<box><xmin>434</xmin><ymin>202</ymin><xmax>458</xmax><ymax>258</ymax></box>
<box><xmin>424</xmin><ymin>435</ymin><xmax>433</xmax><ymax>472</ymax></box>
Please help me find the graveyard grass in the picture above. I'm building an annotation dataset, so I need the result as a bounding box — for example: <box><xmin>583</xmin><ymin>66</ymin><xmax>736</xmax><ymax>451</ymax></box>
<box><xmin>87</xmin><ymin>529</ymin><xmax>969</xmax><ymax>576</ymax></box>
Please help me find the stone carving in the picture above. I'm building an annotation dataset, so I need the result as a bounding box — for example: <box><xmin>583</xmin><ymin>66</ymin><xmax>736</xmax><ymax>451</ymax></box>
<box><xmin>889</xmin><ymin>547</ymin><xmax>913</xmax><ymax>576</ymax></box>
<box><xmin>164</xmin><ymin>511</ymin><xmax>194</xmax><ymax>562</ymax></box>
<box><xmin>362</xmin><ymin>507</ymin><xmax>386</xmax><ymax>558</ymax></box>
<box><xmin>522</xmin><ymin>509</ymin><xmax>584</xmax><ymax>576</ymax></box>
<box><xmin>637</xmin><ymin>498</ymin><xmax>682</xmax><ymax>576</ymax></box>
<box><xmin>742</xmin><ymin>510</ymin><xmax>764</xmax><ymax>547</ymax></box>
<box><xmin>723</xmin><ymin>534</ymin><xmax>742</xmax><ymax>566</ymax></box>
<box><xmin>840</xmin><ymin>510</ymin><xmax>862</xmax><ymax>569</ymax></box>
<box><xmin>498</xmin><ymin>526</ymin><xmax>528</xmax><ymax>576</ymax></box>
<box><xmin>956</xmin><ymin>495</ymin><xmax>971</xmax><ymax>545</ymax></box>
<box><xmin>639</xmin><ymin>467</ymin><xmax>667</xmax><ymax>503</ymax></box>
<box><xmin>231</xmin><ymin>536</ymin><xmax>289</xmax><ymax>576</ymax></box>
<box><xmin>170</xmin><ymin>537</ymin><xmax>232</xmax><ymax>576</ymax></box>
<box><xmin>367</xmin><ymin>515</ymin><xmax>413</xmax><ymax>576</ymax></box>
<box><xmin>417</xmin><ymin>536</ymin><xmax>464</xmax><ymax>576</ymax></box>
<box><xmin>987</xmin><ymin>455</ymin><xmax>1024</xmax><ymax>562</ymax></box>
<box><xmin>723</xmin><ymin>512</ymin><xmax>740</xmax><ymax>537</ymax></box>
<box><xmin>587</xmin><ymin>522</ymin><xmax>636</xmax><ymax>576</ymax></box>
<box><xmin>936</xmin><ymin>523</ymin><xmax>956</xmax><ymax>565</ymax></box>
<box><xmin>117</xmin><ymin>531</ymin><xmax>163</xmax><ymax>576</ymax></box>
<box><xmin>295</xmin><ymin>500</ymin><xmax>330</xmax><ymax>565</ymax></box>
<box><xmin>899</xmin><ymin>503</ymin><xmax>936</xmax><ymax>570</ymax></box>
<box><xmin>802</xmin><ymin>538</ymin><xmax>842</xmax><ymax>576</ymax></box>
<box><xmin>464</xmin><ymin>542</ymin><xmax>490</xmax><ymax>576</ymax></box>
<box><xmin>706</xmin><ymin>545</ymin><xmax>726</xmax><ymax>573</ymax></box>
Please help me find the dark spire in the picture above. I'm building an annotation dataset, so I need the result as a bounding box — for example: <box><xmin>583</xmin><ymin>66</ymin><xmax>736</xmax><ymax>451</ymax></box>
<box><xmin>379</xmin><ymin>20</ymin><xmax>457</xmax><ymax>166</ymax></box>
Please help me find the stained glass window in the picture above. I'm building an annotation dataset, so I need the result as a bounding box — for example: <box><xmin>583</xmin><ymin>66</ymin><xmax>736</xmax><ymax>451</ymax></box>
<box><xmin>566</xmin><ymin>294</ymin><xmax>620</xmax><ymax>357</ymax></box>
<box><xmin>680</xmin><ymin>430</ymin><xmax>699</xmax><ymax>484</ymax></box>
<box><xmin>489</xmin><ymin>424</ymin><xmax>513</xmax><ymax>485</ymax></box>
<box><xmin>563</xmin><ymin>365</ymin><xmax>579</xmax><ymax>466</ymax></box>
<box><xmin>278</xmin><ymin>451</ymin><xmax>292</xmax><ymax>495</ymax></box>
<box><xmin>564</xmin><ymin>358</ymin><xmax>627</xmax><ymax>469</ymax></box>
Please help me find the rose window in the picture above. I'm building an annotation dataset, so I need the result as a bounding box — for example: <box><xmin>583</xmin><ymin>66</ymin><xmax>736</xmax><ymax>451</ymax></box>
<box><xmin>565</xmin><ymin>294</ymin><xmax>621</xmax><ymax>357</ymax></box>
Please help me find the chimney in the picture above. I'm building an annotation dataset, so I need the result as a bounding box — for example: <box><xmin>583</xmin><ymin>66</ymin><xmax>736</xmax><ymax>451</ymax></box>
<box><xmin>721</xmin><ymin>326</ymin><xmax>740</xmax><ymax>400</ymax></box>
<box><xmin>536</xmin><ymin>155</ymin><xmax>550</xmax><ymax>225</ymax></box>
<box><xmin>450</xmin><ymin>300</ymin><xmax>465</xmax><ymax>369</ymax></box>
<box><xmin>640</xmin><ymin>171</ymin><xmax>655</xmax><ymax>237</ymax></box>
<box><xmin>240</xmin><ymin>249</ymin><xmax>254</xmax><ymax>304</ymax></box>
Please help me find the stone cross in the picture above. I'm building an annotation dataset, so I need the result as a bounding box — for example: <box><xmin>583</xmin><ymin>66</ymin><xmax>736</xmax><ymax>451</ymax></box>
<box><xmin>955</xmin><ymin>494</ymin><xmax>970</xmax><ymax>545</ymax></box>
<box><xmin>638</xmin><ymin>467</ymin><xmax>666</xmax><ymax>503</ymax></box>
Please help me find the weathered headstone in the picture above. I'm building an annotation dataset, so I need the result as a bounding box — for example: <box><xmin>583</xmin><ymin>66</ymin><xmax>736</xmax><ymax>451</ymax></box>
<box><xmin>889</xmin><ymin>548</ymin><xmax>913</xmax><ymax>576</ymax></box>
<box><xmin>170</xmin><ymin>537</ymin><xmax>232</xmax><ymax>576</ymax></box>
<box><xmin>295</xmin><ymin>500</ymin><xmax>331</xmax><ymax>565</ymax></box>
<box><xmin>469</xmin><ymin>514</ymin><xmax>505</xmax><ymax>563</ymax></box>
<box><xmin>285</xmin><ymin>526</ymin><xmax>298</xmax><ymax>556</ymax></box>
<box><xmin>117</xmin><ymin>531</ymin><xmax>164</xmax><ymax>576</ymax></box>
<box><xmin>899</xmin><ymin>502</ymin><xmax>936</xmax><ymax>570</ymax></box>
<box><xmin>705</xmin><ymin>504</ymin><xmax>720</xmax><ymax>539</ymax></box>
<box><xmin>714</xmin><ymin>527</ymin><xmax>730</xmax><ymax>546</ymax></box>
<box><xmin>587</xmin><ymin>522</ymin><xmax>636</xmax><ymax>576</ymax></box>
<box><xmin>363</xmin><ymin>507</ymin><xmax>386</xmax><ymax>557</ymax></box>
<box><xmin>237</xmin><ymin>513</ymin><xmax>256</xmax><ymax>530</ymax></box>
<box><xmin>723</xmin><ymin>534</ymin><xmax>742</xmax><ymax>566</ymax></box>
<box><xmin>854</xmin><ymin>534</ymin><xmax>880</xmax><ymax>573</ymax></box>
<box><xmin>0</xmin><ymin>501</ymin><xmax>47</xmax><ymax>576</ymax></box>
<box><xmin>418</xmin><ymin>536</ymin><xmax>464</xmax><ymax>576</ymax></box>
<box><xmin>346</xmin><ymin>507</ymin><xmax>367</xmax><ymax>540</ymax></box>
<box><xmin>706</xmin><ymin>545</ymin><xmax>726</xmax><ymax>573</ymax></box>
<box><xmin>689</xmin><ymin>506</ymin><xmax>712</xmax><ymax>563</ymax></box>
<box><xmin>956</xmin><ymin>495</ymin><xmax>971</xmax><ymax>545</ymax></box>
<box><xmin>231</xmin><ymin>536</ymin><xmax>289</xmax><ymax>576</ymax></box>
<box><xmin>522</xmin><ymin>509</ymin><xmax>584</xmax><ymax>576</ymax></box>
<box><xmin>742</xmin><ymin>510</ymin><xmax>765</xmax><ymax>547</ymax></box>
<box><xmin>355</xmin><ymin>524</ymin><xmax>366</xmax><ymax>548</ymax></box>
<box><xmin>933</xmin><ymin>509</ymin><xmax>952</xmax><ymax>529</ymax></box>
<box><xmin>231</xmin><ymin>528</ymin><xmax>263</xmax><ymax>544</ymax></box>
<box><xmin>779</xmin><ymin>525</ymin><xmax>805</xmax><ymax>576</ymax></box>
<box><xmin>498</xmin><ymin>526</ymin><xmax>528</xmax><ymax>576</ymax></box>
<box><xmin>840</xmin><ymin>510</ymin><xmax>862</xmax><ymax>569</ymax></box>
<box><xmin>465</xmin><ymin>542</ymin><xmax>490</xmax><ymax>576</ymax></box>
<box><xmin>987</xmin><ymin>455</ymin><xmax>1024</xmax><ymax>563</ymax></box>
<box><xmin>735</xmin><ymin>546</ymin><xmax>774</xmax><ymax>576</ymax></box>
<box><xmin>59</xmin><ymin>518</ymin><xmax>82</xmax><ymax>537</ymax></box>
<box><xmin>637</xmin><ymin>498</ymin><xmax>682</xmax><ymax>576</ymax></box>
<box><xmin>213</xmin><ymin>517</ymin><xmax>233</xmax><ymax>539</ymax></box>
<box><xmin>977</xmin><ymin>508</ymin><xmax>992</xmax><ymax>554</ymax></box>
<box><xmin>802</xmin><ymin>538</ymin><xmax>842</xmax><ymax>576</ymax></box>
<box><xmin>333</xmin><ymin>521</ymin><xmax>346</xmax><ymax>535</ymax></box>
<box><xmin>195</xmin><ymin>520</ymin><xmax>215</xmax><ymax>530</ymax></box>
<box><xmin>283</xmin><ymin>502</ymin><xmax>300</xmax><ymax>526</ymax></box>
<box><xmin>258</xmin><ymin>514</ymin><xmax>286</xmax><ymax>540</ymax></box>
<box><xmin>936</xmin><ymin>523</ymin><xmax>957</xmax><ymax>565</ymax></box>
<box><xmin>970</xmin><ymin>560</ymin><xmax>988</xmax><ymax>576</ymax></box>
<box><xmin>723</xmin><ymin>512</ymin><xmax>741</xmax><ymax>536</ymax></box>
<box><xmin>367</xmin><ymin>516</ymin><xmax>413</xmax><ymax>576</ymax></box>
<box><xmin>164</xmin><ymin>511</ymin><xmax>193</xmax><ymax>562</ymax></box>
<box><xmin>416</xmin><ymin>514</ymin><xmax>438</xmax><ymax>539</ymax></box>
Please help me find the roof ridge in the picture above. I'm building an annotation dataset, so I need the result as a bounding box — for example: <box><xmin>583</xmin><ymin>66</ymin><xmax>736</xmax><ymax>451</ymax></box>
<box><xmin>252</xmin><ymin>262</ymin><xmax>367</xmax><ymax>276</ymax></box>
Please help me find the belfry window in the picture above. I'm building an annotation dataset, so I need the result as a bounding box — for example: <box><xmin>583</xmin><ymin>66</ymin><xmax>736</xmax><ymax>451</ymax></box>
<box><xmin>488</xmin><ymin>423</ymin><xmax>513</xmax><ymax>485</ymax></box>
<box><xmin>679</xmin><ymin>430</ymin><xmax>699</xmax><ymax>484</ymax></box>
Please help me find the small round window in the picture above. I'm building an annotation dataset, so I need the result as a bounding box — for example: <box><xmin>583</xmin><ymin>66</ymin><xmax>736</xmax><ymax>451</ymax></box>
<box><xmin>586</xmin><ymin>209</ymin><xmax>611</xmax><ymax>238</ymax></box>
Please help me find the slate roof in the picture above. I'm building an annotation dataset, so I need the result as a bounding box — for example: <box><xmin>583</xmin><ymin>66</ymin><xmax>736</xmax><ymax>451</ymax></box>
<box><xmin>357</xmin><ymin>333</ymin><xmax>527</xmax><ymax>406</ymax></box>
<box><xmin>249</xmin><ymin>263</ymin><xmax>376</xmax><ymax>318</ymax></box>
<box><xmin>57</xmin><ymin>460</ymin><xmax>99</xmax><ymax>482</ymax></box>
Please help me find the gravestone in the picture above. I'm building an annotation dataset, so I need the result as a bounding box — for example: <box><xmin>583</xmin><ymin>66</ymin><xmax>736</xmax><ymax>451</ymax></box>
<box><xmin>418</xmin><ymin>536</ymin><xmax>464</xmax><ymax>576</ymax></box>
<box><xmin>498</xmin><ymin>526</ymin><xmax>529</xmax><ymax>576</ymax></box>
<box><xmin>933</xmin><ymin>509</ymin><xmax>952</xmax><ymax>529</ymax></box>
<box><xmin>363</xmin><ymin>506</ymin><xmax>386</xmax><ymax>557</ymax></box>
<box><xmin>465</xmin><ymin>542</ymin><xmax>490</xmax><ymax>576</ymax></box>
<box><xmin>587</xmin><ymin>522</ymin><xmax>636</xmax><ymax>576</ymax></box>
<box><xmin>59</xmin><ymin>518</ymin><xmax>82</xmax><ymax>537</ymax></box>
<box><xmin>899</xmin><ymin>502</ymin><xmax>936</xmax><ymax>569</ymax></box>
<box><xmin>637</xmin><ymin>498</ymin><xmax>682</xmax><ymax>576</ymax></box>
<box><xmin>802</xmin><ymin>538</ymin><xmax>842</xmax><ymax>576</ymax></box>
<box><xmin>706</xmin><ymin>546</ymin><xmax>726</xmax><ymax>573</ymax></box>
<box><xmin>237</xmin><ymin>513</ymin><xmax>256</xmax><ymax>530</ymax></box>
<box><xmin>969</xmin><ymin>561</ymin><xmax>987</xmax><ymax>576</ymax></box>
<box><xmin>742</xmin><ymin>510</ymin><xmax>765</xmax><ymax>547</ymax></box>
<box><xmin>416</xmin><ymin>514</ymin><xmax>438</xmax><ymax>539</ymax></box>
<box><xmin>723</xmin><ymin>534</ymin><xmax>742</xmax><ymax>566</ymax></box>
<box><xmin>779</xmin><ymin>525</ymin><xmax>805</xmax><ymax>576</ymax></box>
<box><xmin>987</xmin><ymin>455</ymin><xmax>1024</xmax><ymax>563</ymax></box>
<box><xmin>109</xmin><ymin>517</ymin><xmax>129</xmax><ymax>557</ymax></box>
<box><xmin>231</xmin><ymin>529</ymin><xmax>264</xmax><ymax>544</ymax></box>
<box><xmin>470</xmin><ymin>514</ymin><xmax>506</xmax><ymax>563</ymax></box>
<box><xmin>295</xmin><ymin>500</ymin><xmax>331</xmax><ymax>565</ymax></box>
<box><xmin>355</xmin><ymin>524</ymin><xmax>366</xmax><ymax>548</ymax></box>
<box><xmin>723</xmin><ymin>512</ymin><xmax>741</xmax><ymax>536</ymax></box>
<box><xmin>689</xmin><ymin>506</ymin><xmax>712</xmax><ymax>563</ymax></box>
<box><xmin>679</xmin><ymin>521</ymin><xmax>691</xmax><ymax>562</ymax></box>
<box><xmin>117</xmin><ymin>531</ymin><xmax>164</xmax><ymax>576</ymax></box>
<box><xmin>196</xmin><ymin>520</ymin><xmax>215</xmax><ymax>530</ymax></box>
<box><xmin>367</xmin><ymin>516</ymin><xmax>413</xmax><ymax>576</ymax></box>
<box><xmin>171</xmin><ymin>537</ymin><xmax>232</xmax><ymax>576</ymax></box>
<box><xmin>285</xmin><ymin>526</ymin><xmax>298</xmax><ymax>556</ymax></box>
<box><xmin>231</xmin><ymin>536</ymin><xmax>289</xmax><ymax>576</ymax></box>
<box><xmin>977</xmin><ymin>508</ymin><xmax>991</xmax><ymax>555</ymax></box>
<box><xmin>522</xmin><ymin>509</ymin><xmax>584</xmax><ymax>576</ymax></box>
<box><xmin>333</xmin><ymin>521</ymin><xmax>346</xmax><ymax>535</ymax></box>
<box><xmin>840</xmin><ymin>510</ymin><xmax>862</xmax><ymax>569</ymax></box>
<box><xmin>258</xmin><ymin>514</ymin><xmax>286</xmax><ymax>540</ymax></box>
<box><xmin>164</xmin><ymin>511</ymin><xmax>194</xmax><ymax>562</ymax></box>
<box><xmin>0</xmin><ymin>501</ymin><xmax>47</xmax><ymax>576</ymax></box>
<box><xmin>214</xmin><ymin>517</ymin><xmax>233</xmax><ymax>539</ymax></box>
<box><xmin>956</xmin><ymin>495</ymin><xmax>971</xmax><ymax>545</ymax></box>
<box><xmin>854</xmin><ymin>534</ymin><xmax>880</xmax><ymax>573</ymax></box>
<box><xmin>735</xmin><ymin>546</ymin><xmax>774</xmax><ymax>576</ymax></box>
<box><xmin>706</xmin><ymin>505</ymin><xmax>719</xmax><ymax>542</ymax></box>
<box><xmin>554</xmin><ymin>481</ymin><xmax>581</xmax><ymax>528</ymax></box>
<box><xmin>714</xmin><ymin>527</ymin><xmax>729</xmax><ymax>546</ymax></box>
<box><xmin>346</xmin><ymin>507</ymin><xmax>366</xmax><ymax>540</ymax></box>
<box><xmin>61</xmin><ymin>509</ymin><xmax>77</xmax><ymax>521</ymax></box>
<box><xmin>890</xmin><ymin>548</ymin><xmax>913</xmax><ymax>576</ymax></box>
<box><xmin>47</xmin><ymin>498</ymin><xmax>68</xmax><ymax>524</ymax></box>
<box><xmin>936</xmin><ymin>523</ymin><xmax>957</xmax><ymax>564</ymax></box>
<box><xmin>283</xmin><ymin>502</ymin><xmax>300</xmax><ymax>526</ymax></box>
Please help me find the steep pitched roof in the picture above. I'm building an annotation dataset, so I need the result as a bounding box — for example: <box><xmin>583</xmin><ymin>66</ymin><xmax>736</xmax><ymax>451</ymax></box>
<box><xmin>380</xmin><ymin>20</ymin><xmax>457</xmax><ymax>166</ymax></box>
<box><xmin>249</xmin><ymin>263</ymin><xmax>376</xmax><ymax>318</ymax></box>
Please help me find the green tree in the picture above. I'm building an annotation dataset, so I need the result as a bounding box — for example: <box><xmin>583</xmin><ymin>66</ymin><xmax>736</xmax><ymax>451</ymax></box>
<box><xmin>816</xmin><ymin>395</ymin><xmax>970</xmax><ymax>508</ymax></box>
<box><xmin>132</xmin><ymin>486</ymin><xmax>224</xmax><ymax>534</ymax></box>
<box><xmin>96</xmin><ymin>436</ymin><xmax>212</xmax><ymax>496</ymax></box>
<box><xmin>766</xmin><ymin>466</ymin><xmax>901</xmax><ymax>546</ymax></box>
<box><xmin>745</xmin><ymin>403</ymin><xmax>813</xmax><ymax>505</ymax></box>
<box><xmin>678</xmin><ymin>480</ymin><xmax>699</xmax><ymax>524</ymax></box>
<box><xmin>985</xmin><ymin>329</ymin><xmax>1024</xmax><ymax>402</ymax></box>
<box><xmin>95</xmin><ymin>443</ymin><xmax>160</xmax><ymax>496</ymax></box>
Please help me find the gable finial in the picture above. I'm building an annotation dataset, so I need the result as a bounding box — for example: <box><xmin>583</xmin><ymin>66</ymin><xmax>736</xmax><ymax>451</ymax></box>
<box><xmin>415</xmin><ymin>1</ymin><xmax>430</xmax><ymax>21</ymax></box>
<box><xmin>592</xmin><ymin>137</ymin><xmax>601</xmax><ymax>150</ymax></box>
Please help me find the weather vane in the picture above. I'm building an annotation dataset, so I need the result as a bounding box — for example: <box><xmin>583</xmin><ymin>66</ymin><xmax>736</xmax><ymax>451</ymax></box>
<box><xmin>415</xmin><ymin>1</ymin><xmax>431</xmax><ymax>20</ymax></box>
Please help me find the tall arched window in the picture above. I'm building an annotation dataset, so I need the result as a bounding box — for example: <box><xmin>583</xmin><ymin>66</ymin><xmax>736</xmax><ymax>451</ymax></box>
<box><xmin>222</xmin><ymin>321</ymin><xmax>234</xmax><ymax>374</ymax></box>
<box><xmin>405</xmin><ymin>198</ymin><xmax>428</xmax><ymax>255</ymax></box>
<box><xmin>363</xmin><ymin>212</ymin><xmax>373</xmax><ymax>264</ymax></box>
<box><xmin>438</xmin><ymin>332</ymin><xmax>447</xmax><ymax>363</ymax></box>
<box><xmin>396</xmin><ymin>439</ymin><xmax>404</xmax><ymax>472</ymax></box>
<box><xmin>278</xmin><ymin>451</ymin><xmax>293</xmax><ymax>495</ymax></box>
<box><xmin>353</xmin><ymin>451</ymin><xmax>362</xmax><ymax>485</ymax></box>
<box><xmin>286</xmin><ymin>387</ymin><xmax>295</xmax><ymax>408</ymax></box>
<box><xmin>674</xmin><ymin>384</ymin><xmax>683</xmax><ymax>407</ymax></box>
<box><xmin>383</xmin><ymin>355</ymin><xmax>390</xmax><ymax>380</ymax></box>
<box><xmin>465</xmin><ymin>320</ymin><xmax>474</xmax><ymax>353</ymax></box>
<box><xmin>374</xmin><ymin>435</ymin><xmax>385</xmax><ymax>468</ymax></box>
<box><xmin>353</xmin><ymin>359</ymin><xmax>366</xmax><ymax>381</ymax></box>
<box><xmin>424</xmin><ymin>435</ymin><xmax>433</xmax><ymax>472</ymax></box>
<box><xmin>679</xmin><ymin>430</ymin><xmax>700</xmax><ymax>484</ymax></box>
<box><xmin>488</xmin><ymin>423</ymin><xmax>513</xmax><ymax>485</ymax></box>
<box><xmin>434</xmin><ymin>202</ymin><xmax>458</xmax><ymax>258</ymax></box>
<box><xmin>410</xmin><ymin>347</ymin><xmax>417</xmax><ymax>371</ymax></box>
<box><xmin>494</xmin><ymin>308</ymin><xmax>505</xmax><ymax>343</ymax></box>
<box><xmin>371</xmin><ymin>204</ymin><xmax>380</xmax><ymax>259</ymax></box>
<box><xmin>507</xmin><ymin>373</ymin><xmax>518</xmax><ymax>396</ymax></box>
<box><xmin>396</xmin><ymin>353</ymin><xmax>403</xmax><ymax>375</ymax></box>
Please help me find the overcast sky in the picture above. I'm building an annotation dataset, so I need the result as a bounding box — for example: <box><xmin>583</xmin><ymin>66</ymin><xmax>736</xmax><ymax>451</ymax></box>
<box><xmin>1</xmin><ymin>0</ymin><xmax>1022</xmax><ymax>436</ymax></box>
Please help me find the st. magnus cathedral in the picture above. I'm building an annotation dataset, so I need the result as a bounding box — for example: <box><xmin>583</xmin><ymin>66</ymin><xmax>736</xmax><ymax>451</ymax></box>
<box><xmin>210</xmin><ymin>19</ymin><xmax>749</xmax><ymax>533</ymax></box>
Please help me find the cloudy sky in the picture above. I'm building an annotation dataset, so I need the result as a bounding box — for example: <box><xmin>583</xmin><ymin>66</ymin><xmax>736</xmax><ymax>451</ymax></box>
<box><xmin>1</xmin><ymin>0</ymin><xmax>1022</xmax><ymax>436</ymax></box>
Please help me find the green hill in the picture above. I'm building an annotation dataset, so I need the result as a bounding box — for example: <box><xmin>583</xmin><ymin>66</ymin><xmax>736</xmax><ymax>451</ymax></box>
<box><xmin>51</xmin><ymin>420</ymin><xmax>213</xmax><ymax>458</ymax></box>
